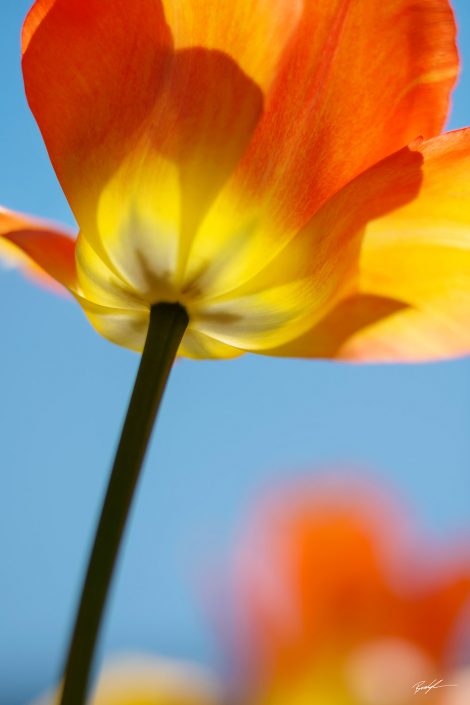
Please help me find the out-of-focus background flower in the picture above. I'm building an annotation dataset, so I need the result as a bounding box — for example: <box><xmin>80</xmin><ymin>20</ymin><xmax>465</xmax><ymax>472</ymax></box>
<box><xmin>221</xmin><ymin>475</ymin><xmax>470</xmax><ymax>705</ymax></box>
<box><xmin>0</xmin><ymin>1</ymin><xmax>470</xmax><ymax>704</ymax></box>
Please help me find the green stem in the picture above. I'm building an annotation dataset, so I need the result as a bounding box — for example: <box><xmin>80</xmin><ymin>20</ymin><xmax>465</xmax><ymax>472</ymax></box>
<box><xmin>59</xmin><ymin>302</ymin><xmax>189</xmax><ymax>705</ymax></box>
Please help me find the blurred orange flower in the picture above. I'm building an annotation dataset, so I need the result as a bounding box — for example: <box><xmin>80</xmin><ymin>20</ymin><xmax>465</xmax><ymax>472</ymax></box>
<box><xmin>225</xmin><ymin>477</ymin><xmax>470</xmax><ymax>705</ymax></box>
<box><xmin>2</xmin><ymin>0</ymin><xmax>470</xmax><ymax>360</ymax></box>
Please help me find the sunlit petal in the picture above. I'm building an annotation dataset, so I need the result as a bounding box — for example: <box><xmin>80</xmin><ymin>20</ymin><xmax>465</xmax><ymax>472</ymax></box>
<box><xmin>0</xmin><ymin>207</ymin><xmax>76</xmax><ymax>293</ymax></box>
<box><xmin>237</xmin><ymin>0</ymin><xmax>458</xmax><ymax>231</ymax></box>
<box><xmin>266</xmin><ymin>130</ymin><xmax>470</xmax><ymax>362</ymax></box>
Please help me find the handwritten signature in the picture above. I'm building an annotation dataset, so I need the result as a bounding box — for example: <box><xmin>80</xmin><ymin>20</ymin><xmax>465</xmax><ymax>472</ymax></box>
<box><xmin>413</xmin><ymin>680</ymin><xmax>457</xmax><ymax>695</ymax></box>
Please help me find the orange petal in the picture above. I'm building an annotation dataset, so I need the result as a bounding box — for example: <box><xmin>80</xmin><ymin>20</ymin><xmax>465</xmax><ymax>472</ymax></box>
<box><xmin>22</xmin><ymin>0</ymin><xmax>173</xmax><ymax>226</ymax></box>
<box><xmin>232</xmin><ymin>480</ymin><xmax>398</xmax><ymax>682</ymax></box>
<box><xmin>231</xmin><ymin>477</ymin><xmax>470</xmax><ymax>685</ymax></box>
<box><xmin>237</xmin><ymin>0</ymin><xmax>458</xmax><ymax>232</ymax></box>
<box><xmin>265</xmin><ymin>129</ymin><xmax>470</xmax><ymax>362</ymax></box>
<box><xmin>407</xmin><ymin>576</ymin><xmax>470</xmax><ymax>663</ymax></box>
<box><xmin>0</xmin><ymin>207</ymin><xmax>76</xmax><ymax>293</ymax></box>
<box><xmin>160</xmin><ymin>0</ymin><xmax>302</xmax><ymax>90</ymax></box>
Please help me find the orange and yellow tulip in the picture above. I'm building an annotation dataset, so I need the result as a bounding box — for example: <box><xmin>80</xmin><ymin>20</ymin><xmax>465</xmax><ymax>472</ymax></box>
<box><xmin>227</xmin><ymin>477</ymin><xmax>470</xmax><ymax>704</ymax></box>
<box><xmin>2</xmin><ymin>0</ymin><xmax>470</xmax><ymax>361</ymax></box>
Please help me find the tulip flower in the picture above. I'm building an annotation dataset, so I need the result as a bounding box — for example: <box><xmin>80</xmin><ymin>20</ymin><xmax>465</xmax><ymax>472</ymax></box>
<box><xmin>2</xmin><ymin>1</ymin><xmax>470</xmax><ymax>704</ymax></box>
<box><xmin>2</xmin><ymin>0</ymin><xmax>470</xmax><ymax>361</ymax></box>
<box><xmin>227</xmin><ymin>477</ymin><xmax>470</xmax><ymax>705</ymax></box>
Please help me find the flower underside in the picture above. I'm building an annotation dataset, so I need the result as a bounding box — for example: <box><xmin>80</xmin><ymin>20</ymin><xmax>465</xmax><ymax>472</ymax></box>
<box><xmin>2</xmin><ymin>0</ymin><xmax>470</xmax><ymax>362</ymax></box>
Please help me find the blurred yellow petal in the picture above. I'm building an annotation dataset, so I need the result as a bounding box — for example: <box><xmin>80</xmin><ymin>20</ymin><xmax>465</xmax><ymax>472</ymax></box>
<box><xmin>91</xmin><ymin>656</ymin><xmax>222</xmax><ymax>705</ymax></box>
<box><xmin>30</xmin><ymin>655</ymin><xmax>223</xmax><ymax>705</ymax></box>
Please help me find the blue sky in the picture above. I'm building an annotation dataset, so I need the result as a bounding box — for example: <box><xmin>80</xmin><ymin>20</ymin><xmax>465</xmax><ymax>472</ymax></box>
<box><xmin>1</xmin><ymin>2</ymin><xmax>470</xmax><ymax>703</ymax></box>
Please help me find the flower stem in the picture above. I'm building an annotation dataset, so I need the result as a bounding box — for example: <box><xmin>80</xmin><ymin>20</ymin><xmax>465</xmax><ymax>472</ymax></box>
<box><xmin>59</xmin><ymin>302</ymin><xmax>189</xmax><ymax>705</ymax></box>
